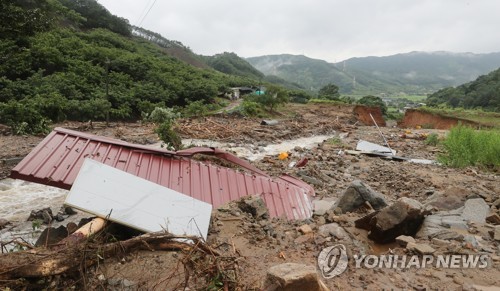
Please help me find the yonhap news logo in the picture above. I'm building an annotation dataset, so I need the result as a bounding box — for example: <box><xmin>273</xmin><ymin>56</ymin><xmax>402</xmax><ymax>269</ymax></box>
<box><xmin>317</xmin><ymin>244</ymin><xmax>349</xmax><ymax>278</ymax></box>
<box><xmin>318</xmin><ymin>244</ymin><xmax>490</xmax><ymax>279</ymax></box>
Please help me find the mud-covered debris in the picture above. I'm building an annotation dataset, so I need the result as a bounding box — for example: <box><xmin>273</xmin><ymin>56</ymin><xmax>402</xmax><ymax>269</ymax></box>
<box><xmin>406</xmin><ymin>242</ymin><xmax>435</xmax><ymax>255</ymax></box>
<box><xmin>35</xmin><ymin>225</ymin><xmax>69</xmax><ymax>247</ymax></box>
<box><xmin>28</xmin><ymin>207</ymin><xmax>53</xmax><ymax>224</ymax></box>
<box><xmin>298</xmin><ymin>224</ymin><xmax>313</xmax><ymax>234</ymax></box>
<box><xmin>263</xmin><ymin>263</ymin><xmax>329</xmax><ymax>291</ymax></box>
<box><xmin>494</xmin><ymin>226</ymin><xmax>500</xmax><ymax>241</ymax></box>
<box><xmin>462</xmin><ymin>198</ymin><xmax>489</xmax><ymax>223</ymax></box>
<box><xmin>238</xmin><ymin>196</ymin><xmax>269</xmax><ymax>219</ymax></box>
<box><xmin>0</xmin><ymin>218</ymin><xmax>10</xmax><ymax>229</ymax></box>
<box><xmin>486</xmin><ymin>213</ymin><xmax>500</xmax><ymax>225</ymax></box>
<box><xmin>333</xmin><ymin>180</ymin><xmax>387</xmax><ymax>214</ymax></box>
<box><xmin>318</xmin><ymin>223</ymin><xmax>350</xmax><ymax>241</ymax></box>
<box><xmin>366</xmin><ymin>197</ymin><xmax>425</xmax><ymax>243</ymax></box>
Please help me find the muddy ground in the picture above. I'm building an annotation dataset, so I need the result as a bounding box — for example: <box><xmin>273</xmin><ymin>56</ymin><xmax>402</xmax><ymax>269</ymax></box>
<box><xmin>0</xmin><ymin>103</ymin><xmax>499</xmax><ymax>290</ymax></box>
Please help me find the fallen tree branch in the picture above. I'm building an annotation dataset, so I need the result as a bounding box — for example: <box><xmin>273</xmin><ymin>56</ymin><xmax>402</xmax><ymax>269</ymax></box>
<box><xmin>0</xmin><ymin>232</ymin><xmax>215</xmax><ymax>280</ymax></box>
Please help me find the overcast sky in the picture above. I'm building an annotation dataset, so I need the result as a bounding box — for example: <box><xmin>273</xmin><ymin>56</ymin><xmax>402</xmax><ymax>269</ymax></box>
<box><xmin>98</xmin><ymin>0</ymin><xmax>499</xmax><ymax>62</ymax></box>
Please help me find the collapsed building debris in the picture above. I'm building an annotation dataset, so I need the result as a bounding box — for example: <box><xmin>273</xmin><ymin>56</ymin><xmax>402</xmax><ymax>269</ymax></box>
<box><xmin>11</xmin><ymin>127</ymin><xmax>315</xmax><ymax>220</ymax></box>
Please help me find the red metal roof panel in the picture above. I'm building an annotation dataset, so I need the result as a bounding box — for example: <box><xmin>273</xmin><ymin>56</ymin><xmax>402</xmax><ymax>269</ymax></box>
<box><xmin>10</xmin><ymin>128</ymin><xmax>315</xmax><ymax>220</ymax></box>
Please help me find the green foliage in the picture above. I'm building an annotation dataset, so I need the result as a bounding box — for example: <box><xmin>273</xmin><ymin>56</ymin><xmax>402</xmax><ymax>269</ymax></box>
<box><xmin>204</xmin><ymin>52</ymin><xmax>264</xmax><ymax>79</ymax></box>
<box><xmin>318</xmin><ymin>83</ymin><xmax>340</xmax><ymax>100</ymax></box>
<box><xmin>425</xmin><ymin>133</ymin><xmax>439</xmax><ymax>146</ymax></box>
<box><xmin>0</xmin><ymin>101</ymin><xmax>50</xmax><ymax>134</ymax></box>
<box><xmin>426</xmin><ymin>68</ymin><xmax>500</xmax><ymax>111</ymax></box>
<box><xmin>239</xmin><ymin>100</ymin><xmax>261</xmax><ymax>116</ymax></box>
<box><xmin>250</xmin><ymin>85</ymin><xmax>289</xmax><ymax>112</ymax></box>
<box><xmin>357</xmin><ymin>95</ymin><xmax>387</xmax><ymax>115</ymax></box>
<box><xmin>155</xmin><ymin>120</ymin><xmax>182</xmax><ymax>151</ymax></box>
<box><xmin>438</xmin><ymin>125</ymin><xmax>500</xmax><ymax>168</ymax></box>
<box><xmin>182</xmin><ymin>100</ymin><xmax>209</xmax><ymax>117</ymax></box>
<box><xmin>145</xmin><ymin>107</ymin><xmax>180</xmax><ymax>124</ymax></box>
<box><xmin>287</xmin><ymin>89</ymin><xmax>312</xmax><ymax>104</ymax></box>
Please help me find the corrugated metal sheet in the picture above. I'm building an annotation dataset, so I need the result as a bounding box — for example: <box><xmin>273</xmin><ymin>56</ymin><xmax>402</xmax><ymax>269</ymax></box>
<box><xmin>11</xmin><ymin>128</ymin><xmax>314</xmax><ymax>220</ymax></box>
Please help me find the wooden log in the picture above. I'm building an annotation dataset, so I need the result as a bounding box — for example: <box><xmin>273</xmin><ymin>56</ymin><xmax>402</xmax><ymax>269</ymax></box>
<box><xmin>0</xmin><ymin>233</ymin><xmax>213</xmax><ymax>280</ymax></box>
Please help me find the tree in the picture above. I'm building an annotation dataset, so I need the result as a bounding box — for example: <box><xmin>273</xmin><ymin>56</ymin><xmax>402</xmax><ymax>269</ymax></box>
<box><xmin>255</xmin><ymin>85</ymin><xmax>289</xmax><ymax>112</ymax></box>
<box><xmin>357</xmin><ymin>95</ymin><xmax>387</xmax><ymax>115</ymax></box>
<box><xmin>318</xmin><ymin>83</ymin><xmax>340</xmax><ymax>100</ymax></box>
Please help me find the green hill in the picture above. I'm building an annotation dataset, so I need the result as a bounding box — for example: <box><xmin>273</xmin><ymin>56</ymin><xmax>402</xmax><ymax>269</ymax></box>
<box><xmin>426</xmin><ymin>67</ymin><xmax>500</xmax><ymax>111</ymax></box>
<box><xmin>0</xmin><ymin>0</ymin><xmax>257</xmax><ymax>133</ymax></box>
<box><xmin>247</xmin><ymin>52</ymin><xmax>500</xmax><ymax>96</ymax></box>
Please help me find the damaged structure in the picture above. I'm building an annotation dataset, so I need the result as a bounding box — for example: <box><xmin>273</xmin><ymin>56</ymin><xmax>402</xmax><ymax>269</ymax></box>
<box><xmin>11</xmin><ymin>127</ymin><xmax>315</xmax><ymax>220</ymax></box>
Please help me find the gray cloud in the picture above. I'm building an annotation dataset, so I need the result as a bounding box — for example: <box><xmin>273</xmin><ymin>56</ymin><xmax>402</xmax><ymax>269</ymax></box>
<box><xmin>98</xmin><ymin>0</ymin><xmax>500</xmax><ymax>62</ymax></box>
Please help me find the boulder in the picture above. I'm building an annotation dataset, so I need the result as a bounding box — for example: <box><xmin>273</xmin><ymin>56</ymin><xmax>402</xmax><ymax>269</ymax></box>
<box><xmin>366</xmin><ymin>197</ymin><xmax>425</xmax><ymax>243</ymax></box>
<box><xmin>238</xmin><ymin>196</ymin><xmax>269</xmax><ymax>219</ymax></box>
<box><xmin>333</xmin><ymin>180</ymin><xmax>387</xmax><ymax>214</ymax></box>
<box><xmin>263</xmin><ymin>263</ymin><xmax>329</xmax><ymax>291</ymax></box>
<box><xmin>461</xmin><ymin>198</ymin><xmax>489</xmax><ymax>223</ymax></box>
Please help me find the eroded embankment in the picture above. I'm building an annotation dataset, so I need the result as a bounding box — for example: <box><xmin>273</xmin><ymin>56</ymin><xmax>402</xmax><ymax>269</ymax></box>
<box><xmin>398</xmin><ymin>109</ymin><xmax>481</xmax><ymax>129</ymax></box>
<box><xmin>353</xmin><ymin>105</ymin><xmax>386</xmax><ymax>126</ymax></box>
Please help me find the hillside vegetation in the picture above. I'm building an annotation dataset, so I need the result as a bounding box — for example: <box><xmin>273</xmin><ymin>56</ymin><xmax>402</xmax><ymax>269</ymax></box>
<box><xmin>426</xmin><ymin>67</ymin><xmax>500</xmax><ymax>111</ymax></box>
<box><xmin>0</xmin><ymin>0</ymin><xmax>258</xmax><ymax>133</ymax></box>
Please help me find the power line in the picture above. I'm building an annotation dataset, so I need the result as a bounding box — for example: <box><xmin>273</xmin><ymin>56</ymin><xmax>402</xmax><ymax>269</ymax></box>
<box><xmin>135</xmin><ymin>0</ymin><xmax>154</xmax><ymax>26</ymax></box>
<box><xmin>138</xmin><ymin>0</ymin><xmax>158</xmax><ymax>27</ymax></box>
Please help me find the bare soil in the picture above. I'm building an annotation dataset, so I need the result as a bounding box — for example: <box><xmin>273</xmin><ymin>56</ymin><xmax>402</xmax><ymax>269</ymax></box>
<box><xmin>1</xmin><ymin>103</ymin><xmax>499</xmax><ymax>290</ymax></box>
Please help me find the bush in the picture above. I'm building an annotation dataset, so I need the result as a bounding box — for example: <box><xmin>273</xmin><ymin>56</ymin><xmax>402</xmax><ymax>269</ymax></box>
<box><xmin>182</xmin><ymin>100</ymin><xmax>208</xmax><ymax>117</ymax></box>
<box><xmin>0</xmin><ymin>101</ymin><xmax>50</xmax><ymax>135</ymax></box>
<box><xmin>425</xmin><ymin>133</ymin><xmax>439</xmax><ymax>146</ymax></box>
<box><xmin>438</xmin><ymin>125</ymin><xmax>500</xmax><ymax>168</ymax></box>
<box><xmin>239</xmin><ymin>100</ymin><xmax>261</xmax><ymax>116</ymax></box>
<box><xmin>155</xmin><ymin>120</ymin><xmax>182</xmax><ymax>150</ymax></box>
<box><xmin>145</xmin><ymin>107</ymin><xmax>180</xmax><ymax>124</ymax></box>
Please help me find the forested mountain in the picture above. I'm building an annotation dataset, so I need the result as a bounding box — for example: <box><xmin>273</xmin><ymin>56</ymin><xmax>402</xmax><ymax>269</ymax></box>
<box><xmin>202</xmin><ymin>52</ymin><xmax>265</xmax><ymax>80</ymax></box>
<box><xmin>0</xmin><ymin>0</ymin><xmax>257</xmax><ymax>133</ymax></box>
<box><xmin>426</xmin><ymin>67</ymin><xmax>500</xmax><ymax>111</ymax></box>
<box><xmin>247</xmin><ymin>52</ymin><xmax>500</xmax><ymax>95</ymax></box>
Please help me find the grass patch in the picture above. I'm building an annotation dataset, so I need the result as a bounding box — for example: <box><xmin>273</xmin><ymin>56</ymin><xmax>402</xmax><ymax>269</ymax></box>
<box><xmin>308</xmin><ymin>98</ymin><xmax>348</xmax><ymax>105</ymax></box>
<box><xmin>438</xmin><ymin>125</ymin><xmax>500</xmax><ymax>169</ymax></box>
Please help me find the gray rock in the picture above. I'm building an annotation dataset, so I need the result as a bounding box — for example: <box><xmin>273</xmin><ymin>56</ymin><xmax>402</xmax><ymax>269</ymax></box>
<box><xmin>263</xmin><ymin>263</ymin><xmax>329</xmax><ymax>291</ymax></box>
<box><xmin>333</xmin><ymin>180</ymin><xmax>387</xmax><ymax>214</ymax></box>
<box><xmin>312</xmin><ymin>198</ymin><xmax>337</xmax><ymax>216</ymax></box>
<box><xmin>461</xmin><ymin>198</ymin><xmax>489</xmax><ymax>223</ymax></box>
<box><xmin>416</xmin><ymin>212</ymin><xmax>467</xmax><ymax>239</ymax></box>
<box><xmin>238</xmin><ymin>196</ymin><xmax>269</xmax><ymax>219</ymax></box>
<box><xmin>318</xmin><ymin>223</ymin><xmax>350</xmax><ymax>241</ymax></box>
<box><xmin>367</xmin><ymin>197</ymin><xmax>425</xmax><ymax>243</ymax></box>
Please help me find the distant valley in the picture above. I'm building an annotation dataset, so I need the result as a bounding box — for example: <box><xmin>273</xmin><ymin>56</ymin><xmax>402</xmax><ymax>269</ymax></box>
<box><xmin>246</xmin><ymin>52</ymin><xmax>500</xmax><ymax>96</ymax></box>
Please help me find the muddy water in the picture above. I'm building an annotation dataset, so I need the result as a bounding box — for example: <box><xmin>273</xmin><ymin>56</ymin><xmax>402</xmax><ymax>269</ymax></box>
<box><xmin>182</xmin><ymin>134</ymin><xmax>337</xmax><ymax>161</ymax></box>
